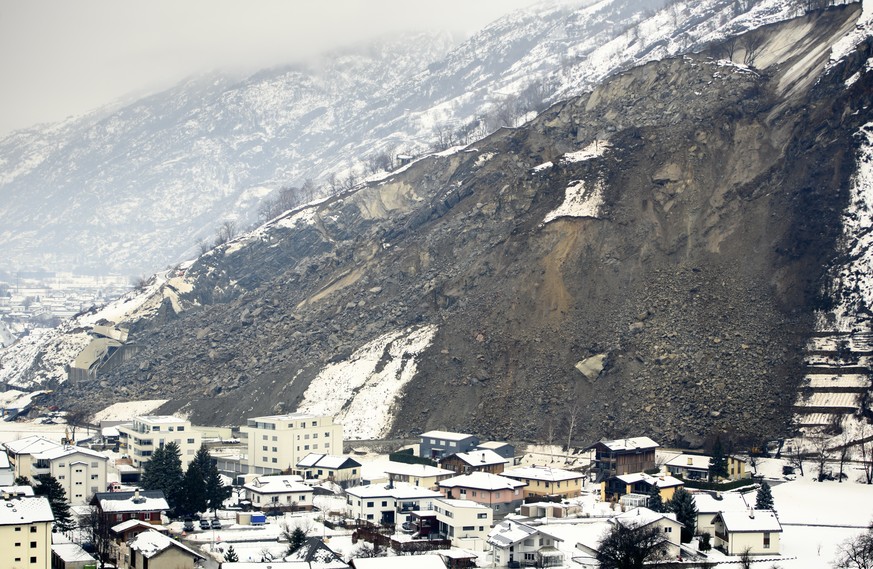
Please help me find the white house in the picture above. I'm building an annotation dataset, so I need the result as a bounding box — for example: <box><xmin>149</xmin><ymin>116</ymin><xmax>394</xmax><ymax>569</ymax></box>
<box><xmin>612</xmin><ymin>507</ymin><xmax>684</xmax><ymax>558</ymax></box>
<box><xmin>694</xmin><ymin>492</ymin><xmax>750</xmax><ymax>537</ymax></box>
<box><xmin>116</xmin><ymin>416</ymin><xmax>201</xmax><ymax>471</ymax></box>
<box><xmin>0</xmin><ymin>452</ymin><xmax>13</xmax><ymax>486</ymax></box>
<box><xmin>3</xmin><ymin>435</ymin><xmax>63</xmax><ymax>479</ymax></box>
<box><xmin>487</xmin><ymin>518</ymin><xmax>564</xmax><ymax>568</ymax></box>
<box><xmin>381</xmin><ymin>462</ymin><xmax>455</xmax><ymax>489</ymax></box>
<box><xmin>243</xmin><ymin>475</ymin><xmax>314</xmax><ymax>511</ymax></box>
<box><xmin>295</xmin><ymin>453</ymin><xmax>361</xmax><ymax>484</ymax></box>
<box><xmin>345</xmin><ymin>483</ymin><xmax>441</xmax><ymax>526</ymax></box>
<box><xmin>31</xmin><ymin>445</ymin><xmax>109</xmax><ymax>505</ymax></box>
<box><xmin>241</xmin><ymin>413</ymin><xmax>343</xmax><ymax>475</ymax></box>
<box><xmin>432</xmin><ymin>498</ymin><xmax>493</xmax><ymax>551</ymax></box>
<box><xmin>712</xmin><ymin>509</ymin><xmax>782</xmax><ymax>555</ymax></box>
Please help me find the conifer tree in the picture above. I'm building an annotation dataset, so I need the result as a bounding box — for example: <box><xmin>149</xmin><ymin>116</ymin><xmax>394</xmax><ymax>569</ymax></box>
<box><xmin>224</xmin><ymin>545</ymin><xmax>239</xmax><ymax>562</ymax></box>
<box><xmin>288</xmin><ymin>526</ymin><xmax>308</xmax><ymax>555</ymax></box>
<box><xmin>192</xmin><ymin>445</ymin><xmax>231</xmax><ymax>512</ymax></box>
<box><xmin>34</xmin><ymin>474</ymin><xmax>74</xmax><ymax>532</ymax></box>
<box><xmin>178</xmin><ymin>461</ymin><xmax>208</xmax><ymax>517</ymax></box>
<box><xmin>755</xmin><ymin>480</ymin><xmax>775</xmax><ymax>510</ymax></box>
<box><xmin>140</xmin><ymin>442</ymin><xmax>184</xmax><ymax>510</ymax></box>
<box><xmin>709</xmin><ymin>436</ymin><xmax>729</xmax><ymax>481</ymax></box>
<box><xmin>647</xmin><ymin>483</ymin><xmax>664</xmax><ymax>513</ymax></box>
<box><xmin>668</xmin><ymin>487</ymin><xmax>697</xmax><ymax>543</ymax></box>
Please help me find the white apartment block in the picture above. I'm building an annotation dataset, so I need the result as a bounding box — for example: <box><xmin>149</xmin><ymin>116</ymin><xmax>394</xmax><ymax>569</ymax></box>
<box><xmin>0</xmin><ymin>492</ymin><xmax>53</xmax><ymax>569</ymax></box>
<box><xmin>432</xmin><ymin>498</ymin><xmax>493</xmax><ymax>551</ymax></box>
<box><xmin>31</xmin><ymin>446</ymin><xmax>108</xmax><ymax>505</ymax></box>
<box><xmin>117</xmin><ymin>416</ymin><xmax>201</xmax><ymax>470</ymax></box>
<box><xmin>242</xmin><ymin>413</ymin><xmax>343</xmax><ymax>475</ymax></box>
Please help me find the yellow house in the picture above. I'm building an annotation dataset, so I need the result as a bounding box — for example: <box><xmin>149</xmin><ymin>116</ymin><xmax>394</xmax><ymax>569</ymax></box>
<box><xmin>0</xmin><ymin>493</ymin><xmax>53</xmax><ymax>569</ymax></box>
<box><xmin>728</xmin><ymin>456</ymin><xmax>748</xmax><ymax>480</ymax></box>
<box><xmin>120</xmin><ymin>529</ymin><xmax>204</xmax><ymax>569</ymax></box>
<box><xmin>603</xmin><ymin>472</ymin><xmax>684</xmax><ymax>502</ymax></box>
<box><xmin>501</xmin><ymin>466</ymin><xmax>585</xmax><ymax>499</ymax></box>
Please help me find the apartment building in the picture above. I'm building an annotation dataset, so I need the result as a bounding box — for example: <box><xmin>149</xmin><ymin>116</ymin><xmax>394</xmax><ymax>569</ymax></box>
<box><xmin>31</xmin><ymin>446</ymin><xmax>108</xmax><ymax>505</ymax></box>
<box><xmin>241</xmin><ymin>413</ymin><xmax>343</xmax><ymax>475</ymax></box>
<box><xmin>0</xmin><ymin>491</ymin><xmax>54</xmax><ymax>569</ymax></box>
<box><xmin>117</xmin><ymin>416</ymin><xmax>201</xmax><ymax>470</ymax></box>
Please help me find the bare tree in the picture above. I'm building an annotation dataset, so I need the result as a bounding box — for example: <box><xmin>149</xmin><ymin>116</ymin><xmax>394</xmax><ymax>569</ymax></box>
<box><xmin>838</xmin><ymin>430</ymin><xmax>853</xmax><ymax>483</ymax></box>
<box><xmin>833</xmin><ymin>525</ymin><xmax>873</xmax><ymax>569</ymax></box>
<box><xmin>80</xmin><ymin>507</ymin><xmax>113</xmax><ymax>569</ymax></box>
<box><xmin>741</xmin><ymin>33</ymin><xmax>766</xmax><ymax>67</ymax></box>
<box><xmin>811</xmin><ymin>433</ymin><xmax>833</xmax><ymax>481</ymax></box>
<box><xmin>860</xmin><ymin>425</ymin><xmax>873</xmax><ymax>484</ymax></box>
<box><xmin>65</xmin><ymin>408</ymin><xmax>90</xmax><ymax>444</ymax></box>
<box><xmin>565</xmin><ymin>402</ymin><xmax>580</xmax><ymax>461</ymax></box>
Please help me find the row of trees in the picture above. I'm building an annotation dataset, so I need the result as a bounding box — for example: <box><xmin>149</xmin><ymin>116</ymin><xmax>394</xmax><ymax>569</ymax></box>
<box><xmin>140</xmin><ymin>442</ymin><xmax>231</xmax><ymax>517</ymax></box>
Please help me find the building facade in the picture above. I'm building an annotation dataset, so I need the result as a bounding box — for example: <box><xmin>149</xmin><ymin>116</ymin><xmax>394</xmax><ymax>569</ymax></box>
<box><xmin>501</xmin><ymin>466</ymin><xmax>586</xmax><ymax>499</ymax></box>
<box><xmin>117</xmin><ymin>416</ymin><xmax>201</xmax><ymax>470</ymax></box>
<box><xmin>0</xmin><ymin>492</ymin><xmax>53</xmax><ymax>569</ymax></box>
<box><xmin>241</xmin><ymin>413</ymin><xmax>343</xmax><ymax>475</ymax></box>
<box><xmin>419</xmin><ymin>431</ymin><xmax>480</xmax><ymax>460</ymax></box>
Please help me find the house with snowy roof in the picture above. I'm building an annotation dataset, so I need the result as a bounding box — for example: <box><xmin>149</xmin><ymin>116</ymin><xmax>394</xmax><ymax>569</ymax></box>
<box><xmin>438</xmin><ymin>471</ymin><xmax>526</xmax><ymax>516</ymax></box>
<box><xmin>381</xmin><ymin>461</ymin><xmax>455</xmax><ymax>490</ymax></box>
<box><xmin>119</xmin><ymin>529</ymin><xmax>204</xmax><ymax>569</ymax></box>
<box><xmin>31</xmin><ymin>445</ymin><xmax>109</xmax><ymax>505</ymax></box>
<box><xmin>440</xmin><ymin>448</ymin><xmax>509</xmax><ymax>475</ymax></box>
<box><xmin>0</xmin><ymin>452</ymin><xmax>13</xmax><ymax>486</ymax></box>
<box><xmin>694</xmin><ymin>492</ymin><xmax>749</xmax><ymax>537</ymax></box>
<box><xmin>91</xmin><ymin>489</ymin><xmax>169</xmax><ymax>525</ymax></box>
<box><xmin>487</xmin><ymin>518</ymin><xmax>564</xmax><ymax>567</ymax></box>
<box><xmin>475</xmin><ymin>441</ymin><xmax>516</xmax><ymax>461</ymax></box>
<box><xmin>243</xmin><ymin>475</ymin><xmax>314</xmax><ymax>511</ymax></box>
<box><xmin>601</xmin><ymin>471</ymin><xmax>684</xmax><ymax>503</ymax></box>
<box><xmin>3</xmin><ymin>435</ymin><xmax>64</xmax><ymax>479</ymax></box>
<box><xmin>351</xmin><ymin>556</ymin><xmax>448</xmax><ymax>569</ymax></box>
<box><xmin>419</xmin><ymin>430</ymin><xmax>480</xmax><ymax>459</ymax></box>
<box><xmin>585</xmin><ymin>436</ymin><xmax>659</xmax><ymax>481</ymax></box>
<box><xmin>712</xmin><ymin>509</ymin><xmax>782</xmax><ymax>555</ymax></box>
<box><xmin>613</xmin><ymin>507</ymin><xmax>683</xmax><ymax>557</ymax></box>
<box><xmin>666</xmin><ymin>453</ymin><xmax>749</xmax><ymax>481</ymax></box>
<box><xmin>284</xmin><ymin>536</ymin><xmax>350</xmax><ymax>568</ymax></box>
<box><xmin>295</xmin><ymin>453</ymin><xmax>361</xmax><ymax>485</ymax></box>
<box><xmin>501</xmin><ymin>465</ymin><xmax>586</xmax><ymax>499</ymax></box>
<box><xmin>51</xmin><ymin>542</ymin><xmax>97</xmax><ymax>569</ymax></box>
<box><xmin>345</xmin><ymin>483</ymin><xmax>441</xmax><ymax>525</ymax></box>
<box><xmin>0</xmin><ymin>492</ymin><xmax>54</xmax><ymax>568</ymax></box>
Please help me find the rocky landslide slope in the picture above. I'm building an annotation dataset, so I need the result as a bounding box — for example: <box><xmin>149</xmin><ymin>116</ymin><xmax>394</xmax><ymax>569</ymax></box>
<box><xmin>45</xmin><ymin>6</ymin><xmax>873</xmax><ymax>445</ymax></box>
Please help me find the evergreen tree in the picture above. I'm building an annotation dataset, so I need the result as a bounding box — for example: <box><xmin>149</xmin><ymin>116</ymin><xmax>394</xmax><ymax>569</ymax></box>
<box><xmin>224</xmin><ymin>545</ymin><xmax>239</xmax><ymax>562</ymax></box>
<box><xmin>288</xmin><ymin>526</ymin><xmax>308</xmax><ymax>555</ymax></box>
<box><xmin>140</xmin><ymin>442</ymin><xmax>184</xmax><ymax>510</ymax></box>
<box><xmin>192</xmin><ymin>444</ymin><xmax>232</xmax><ymax>512</ymax></box>
<box><xmin>647</xmin><ymin>483</ymin><xmax>664</xmax><ymax>513</ymax></box>
<box><xmin>34</xmin><ymin>474</ymin><xmax>74</xmax><ymax>532</ymax></box>
<box><xmin>13</xmin><ymin>476</ymin><xmax>32</xmax><ymax>487</ymax></box>
<box><xmin>667</xmin><ymin>487</ymin><xmax>697</xmax><ymax>543</ymax></box>
<box><xmin>755</xmin><ymin>480</ymin><xmax>775</xmax><ymax>510</ymax></box>
<box><xmin>178</xmin><ymin>461</ymin><xmax>208</xmax><ymax>517</ymax></box>
<box><xmin>709</xmin><ymin>436</ymin><xmax>729</xmax><ymax>481</ymax></box>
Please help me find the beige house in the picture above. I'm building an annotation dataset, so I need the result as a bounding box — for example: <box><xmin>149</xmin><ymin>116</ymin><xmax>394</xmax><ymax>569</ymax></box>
<box><xmin>712</xmin><ymin>510</ymin><xmax>782</xmax><ymax>555</ymax></box>
<box><xmin>382</xmin><ymin>462</ymin><xmax>455</xmax><ymax>490</ymax></box>
<box><xmin>117</xmin><ymin>416</ymin><xmax>201</xmax><ymax>471</ymax></box>
<box><xmin>502</xmin><ymin>465</ymin><xmax>585</xmax><ymax>499</ymax></box>
<box><xmin>432</xmin><ymin>498</ymin><xmax>493</xmax><ymax>550</ymax></box>
<box><xmin>612</xmin><ymin>507</ymin><xmax>683</xmax><ymax>558</ymax></box>
<box><xmin>119</xmin><ymin>529</ymin><xmax>204</xmax><ymax>569</ymax></box>
<box><xmin>694</xmin><ymin>492</ymin><xmax>750</xmax><ymax>537</ymax></box>
<box><xmin>241</xmin><ymin>413</ymin><xmax>343</xmax><ymax>475</ymax></box>
<box><xmin>0</xmin><ymin>492</ymin><xmax>53</xmax><ymax>569</ymax></box>
<box><xmin>243</xmin><ymin>475</ymin><xmax>314</xmax><ymax>511</ymax></box>
<box><xmin>3</xmin><ymin>435</ymin><xmax>63</xmax><ymax>479</ymax></box>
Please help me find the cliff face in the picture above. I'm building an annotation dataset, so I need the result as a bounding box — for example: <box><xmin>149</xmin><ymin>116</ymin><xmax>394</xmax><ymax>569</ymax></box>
<box><xmin>50</xmin><ymin>6</ymin><xmax>873</xmax><ymax>446</ymax></box>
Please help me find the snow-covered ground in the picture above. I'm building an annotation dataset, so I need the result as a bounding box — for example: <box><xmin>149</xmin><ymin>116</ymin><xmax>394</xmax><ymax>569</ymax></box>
<box><xmin>90</xmin><ymin>399</ymin><xmax>169</xmax><ymax>423</ymax></box>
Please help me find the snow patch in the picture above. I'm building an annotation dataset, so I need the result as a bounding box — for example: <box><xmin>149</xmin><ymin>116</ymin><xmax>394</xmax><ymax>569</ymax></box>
<box><xmin>828</xmin><ymin>0</ymin><xmax>872</xmax><ymax>67</ymax></box>
<box><xmin>298</xmin><ymin>325</ymin><xmax>437</xmax><ymax>440</ymax></box>
<box><xmin>542</xmin><ymin>179</ymin><xmax>605</xmax><ymax>224</ymax></box>
<box><xmin>561</xmin><ymin>140</ymin><xmax>610</xmax><ymax>163</ymax></box>
<box><xmin>91</xmin><ymin>400</ymin><xmax>170</xmax><ymax>424</ymax></box>
<box><xmin>475</xmin><ymin>152</ymin><xmax>495</xmax><ymax>167</ymax></box>
<box><xmin>532</xmin><ymin>161</ymin><xmax>553</xmax><ymax>172</ymax></box>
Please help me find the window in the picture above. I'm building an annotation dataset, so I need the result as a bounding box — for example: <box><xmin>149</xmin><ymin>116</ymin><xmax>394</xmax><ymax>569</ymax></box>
<box><xmin>664</xmin><ymin>527</ymin><xmax>672</xmax><ymax>533</ymax></box>
<box><xmin>30</xmin><ymin>541</ymin><xmax>36</xmax><ymax>548</ymax></box>
<box><xmin>263</xmin><ymin>435</ymin><xmax>268</xmax><ymax>440</ymax></box>
<box><xmin>304</xmin><ymin>445</ymin><xmax>310</xmax><ymax>450</ymax></box>
<box><xmin>763</xmin><ymin>532</ymin><xmax>771</xmax><ymax>548</ymax></box>
<box><xmin>272</xmin><ymin>458</ymin><xmax>277</xmax><ymax>463</ymax></box>
<box><xmin>152</xmin><ymin>426</ymin><xmax>159</xmax><ymax>431</ymax></box>
<box><xmin>313</xmin><ymin>444</ymin><xmax>318</xmax><ymax>449</ymax></box>
<box><xmin>177</xmin><ymin>426</ymin><xmax>184</xmax><ymax>431</ymax></box>
<box><xmin>494</xmin><ymin>492</ymin><xmax>500</xmax><ymax>499</ymax></box>
<box><xmin>75</xmin><ymin>469</ymin><xmax>83</xmax><ymax>473</ymax></box>
<box><xmin>30</xmin><ymin>558</ymin><xmax>37</xmax><ymax>564</ymax></box>
<box><xmin>463</xmin><ymin>526</ymin><xmax>475</xmax><ymax>531</ymax></box>
<box><xmin>169</xmin><ymin>426</ymin><xmax>174</xmax><ymax>431</ymax></box>
<box><xmin>430</xmin><ymin>439</ymin><xmax>436</xmax><ymax>445</ymax></box>
<box><xmin>58</xmin><ymin>463</ymin><xmax>65</xmax><ymax>467</ymax></box>
<box><xmin>91</xmin><ymin>462</ymin><xmax>98</xmax><ymax>467</ymax></box>
<box><xmin>29</xmin><ymin>527</ymin><xmax>36</xmax><ymax>533</ymax></box>
<box><xmin>272</xmin><ymin>436</ymin><xmax>277</xmax><ymax>441</ymax></box>
<box><xmin>477</xmin><ymin>513</ymin><xmax>488</xmax><ymax>519</ymax></box>
<box><xmin>449</xmin><ymin>441</ymin><xmax>457</xmax><ymax>447</ymax></box>
<box><xmin>91</xmin><ymin>474</ymin><xmax>98</xmax><ymax>480</ymax></box>
<box><xmin>381</xmin><ymin>501</ymin><xmax>388</xmax><ymax>507</ymax></box>
<box><xmin>58</xmin><ymin>475</ymin><xmax>65</xmax><ymax>480</ymax></box>
<box><xmin>366</xmin><ymin>501</ymin><xmax>374</xmax><ymax>507</ymax></box>
<box><xmin>263</xmin><ymin>446</ymin><xmax>268</xmax><ymax>451</ymax></box>
<box><xmin>272</xmin><ymin>447</ymin><xmax>277</xmax><ymax>452</ymax></box>
<box><xmin>325</xmin><ymin>432</ymin><xmax>330</xmax><ymax>438</ymax></box>
<box><xmin>187</xmin><ymin>438</ymin><xmax>195</xmax><ymax>444</ymax></box>
<box><xmin>14</xmin><ymin>542</ymin><xmax>20</xmax><ymax>546</ymax></box>
<box><xmin>313</xmin><ymin>433</ymin><xmax>318</xmax><ymax>439</ymax></box>
<box><xmin>305</xmin><ymin>434</ymin><xmax>310</xmax><ymax>440</ymax></box>
<box><xmin>311</xmin><ymin>421</ymin><xmax>318</xmax><ymax>427</ymax></box>
<box><xmin>15</xmin><ymin>527</ymin><xmax>21</xmax><ymax>532</ymax></box>
<box><xmin>324</xmin><ymin>443</ymin><xmax>330</xmax><ymax>448</ymax></box>
<box><xmin>262</xmin><ymin>457</ymin><xmax>268</xmax><ymax>462</ymax></box>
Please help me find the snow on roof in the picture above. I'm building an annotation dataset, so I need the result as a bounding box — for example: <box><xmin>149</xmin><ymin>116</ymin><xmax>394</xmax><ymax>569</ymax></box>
<box><xmin>450</xmin><ymin>449</ymin><xmax>509</xmax><ymax>466</ymax></box>
<box><xmin>503</xmin><ymin>465</ymin><xmax>585</xmax><ymax>483</ymax></box>
<box><xmin>0</xmin><ymin>495</ymin><xmax>54</xmax><ymax>525</ymax></box>
<box><xmin>439</xmin><ymin>472</ymin><xmax>526</xmax><ymax>491</ymax></box>
<box><xmin>488</xmin><ymin>519</ymin><xmax>563</xmax><ymax>547</ymax></box>
<box><xmin>51</xmin><ymin>543</ymin><xmax>96</xmax><ymax>563</ymax></box>
<box><xmin>476</xmin><ymin>441</ymin><xmax>512</xmax><ymax>450</ymax></box>
<box><xmin>3</xmin><ymin>435</ymin><xmax>61</xmax><ymax>456</ymax></box>
<box><xmin>420</xmin><ymin>430</ymin><xmax>475</xmax><ymax>441</ymax></box>
<box><xmin>715</xmin><ymin>510</ymin><xmax>783</xmax><ymax>533</ymax></box>
<box><xmin>693</xmin><ymin>492</ymin><xmax>749</xmax><ymax>514</ymax></box>
<box><xmin>244</xmin><ymin>475</ymin><xmax>311</xmax><ymax>494</ymax></box>
<box><xmin>382</xmin><ymin>462</ymin><xmax>454</xmax><ymax>478</ymax></box>
<box><xmin>352</xmin><ymin>555</ymin><xmax>446</xmax><ymax>569</ymax></box>
<box><xmin>346</xmin><ymin>483</ymin><xmax>441</xmax><ymax>500</ymax></box>
<box><xmin>222</xmin><ymin>564</ymin><xmax>308</xmax><ymax>569</ymax></box>
<box><xmin>111</xmin><ymin>519</ymin><xmax>165</xmax><ymax>533</ymax></box>
<box><xmin>129</xmin><ymin>529</ymin><xmax>204</xmax><ymax>559</ymax></box>
<box><xmin>248</xmin><ymin>412</ymin><xmax>323</xmax><ymax>421</ymax></box>
<box><xmin>96</xmin><ymin>491</ymin><xmax>169</xmax><ymax>513</ymax></box>
<box><xmin>436</xmin><ymin>497</ymin><xmax>490</xmax><ymax>510</ymax></box>
<box><xmin>615</xmin><ymin>472</ymin><xmax>684</xmax><ymax>488</ymax></box>
<box><xmin>593</xmin><ymin>437</ymin><xmax>660</xmax><ymax>452</ymax></box>
<box><xmin>0</xmin><ymin>453</ymin><xmax>9</xmax><ymax>469</ymax></box>
<box><xmin>614</xmin><ymin>507</ymin><xmax>680</xmax><ymax>529</ymax></box>
<box><xmin>135</xmin><ymin>415</ymin><xmax>187</xmax><ymax>424</ymax></box>
<box><xmin>0</xmin><ymin>485</ymin><xmax>34</xmax><ymax>496</ymax></box>
<box><xmin>32</xmin><ymin>445</ymin><xmax>108</xmax><ymax>461</ymax></box>
<box><xmin>665</xmin><ymin>453</ymin><xmax>711</xmax><ymax>470</ymax></box>
<box><xmin>92</xmin><ymin>400</ymin><xmax>168</xmax><ymax>423</ymax></box>
<box><xmin>101</xmin><ymin>426</ymin><xmax>120</xmax><ymax>437</ymax></box>
<box><xmin>295</xmin><ymin>453</ymin><xmax>360</xmax><ymax>470</ymax></box>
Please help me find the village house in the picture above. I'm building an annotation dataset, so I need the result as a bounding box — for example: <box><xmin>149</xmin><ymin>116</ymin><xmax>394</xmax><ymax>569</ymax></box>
<box><xmin>243</xmin><ymin>475</ymin><xmax>314</xmax><ymax>511</ymax></box>
<box><xmin>118</xmin><ymin>529</ymin><xmax>205</xmax><ymax>569</ymax></box>
<box><xmin>405</xmin><ymin>497</ymin><xmax>494</xmax><ymax>551</ymax></box>
<box><xmin>0</xmin><ymin>491</ymin><xmax>53</xmax><ymax>569</ymax></box>
<box><xmin>519</xmin><ymin>501</ymin><xmax>582</xmax><ymax>519</ymax></box>
<box><xmin>601</xmin><ymin>471</ymin><xmax>684</xmax><ymax>504</ymax></box>
<box><xmin>283</xmin><ymin>536</ymin><xmax>350</xmax><ymax>568</ymax></box>
<box><xmin>712</xmin><ymin>509</ymin><xmax>782</xmax><ymax>555</ymax></box>
<box><xmin>91</xmin><ymin>489</ymin><xmax>169</xmax><ymax>525</ymax></box>
<box><xmin>419</xmin><ymin>430</ymin><xmax>480</xmax><ymax>460</ymax></box>
<box><xmin>31</xmin><ymin>445</ymin><xmax>109</xmax><ymax>505</ymax></box>
<box><xmin>345</xmin><ymin>483</ymin><xmax>441</xmax><ymax>526</ymax></box>
<box><xmin>501</xmin><ymin>465</ymin><xmax>586</xmax><ymax>499</ymax></box>
<box><xmin>488</xmin><ymin>518</ymin><xmax>564</xmax><ymax>568</ymax></box>
<box><xmin>241</xmin><ymin>412</ymin><xmax>343</xmax><ymax>475</ymax></box>
<box><xmin>666</xmin><ymin>453</ymin><xmax>749</xmax><ymax>481</ymax></box>
<box><xmin>694</xmin><ymin>492</ymin><xmax>750</xmax><ymax>537</ymax></box>
<box><xmin>116</xmin><ymin>415</ymin><xmax>201</xmax><ymax>471</ymax></box>
<box><xmin>585</xmin><ymin>436</ymin><xmax>659</xmax><ymax>481</ymax></box>
<box><xmin>474</xmin><ymin>441</ymin><xmax>516</xmax><ymax>461</ymax></box>
<box><xmin>381</xmin><ymin>462</ymin><xmax>455</xmax><ymax>489</ymax></box>
<box><xmin>3</xmin><ymin>435</ymin><xmax>65</xmax><ymax>479</ymax></box>
<box><xmin>438</xmin><ymin>471</ymin><xmax>526</xmax><ymax>517</ymax></box>
<box><xmin>295</xmin><ymin>453</ymin><xmax>362</xmax><ymax>485</ymax></box>
<box><xmin>351</xmin><ymin>556</ymin><xmax>448</xmax><ymax>569</ymax></box>
<box><xmin>51</xmin><ymin>542</ymin><xmax>97</xmax><ymax>569</ymax></box>
<box><xmin>439</xmin><ymin>449</ymin><xmax>509</xmax><ymax>475</ymax></box>
<box><xmin>614</xmin><ymin>507</ymin><xmax>683</xmax><ymax>557</ymax></box>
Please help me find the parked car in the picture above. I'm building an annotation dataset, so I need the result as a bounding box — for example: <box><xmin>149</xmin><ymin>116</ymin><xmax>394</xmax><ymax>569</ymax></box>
<box><xmin>199</xmin><ymin>518</ymin><xmax>211</xmax><ymax>530</ymax></box>
<box><xmin>211</xmin><ymin>518</ymin><xmax>221</xmax><ymax>529</ymax></box>
<box><xmin>183</xmin><ymin>518</ymin><xmax>195</xmax><ymax>532</ymax></box>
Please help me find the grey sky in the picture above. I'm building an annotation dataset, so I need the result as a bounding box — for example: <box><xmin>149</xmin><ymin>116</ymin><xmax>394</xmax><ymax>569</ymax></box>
<box><xmin>0</xmin><ymin>0</ymin><xmax>535</xmax><ymax>137</ymax></box>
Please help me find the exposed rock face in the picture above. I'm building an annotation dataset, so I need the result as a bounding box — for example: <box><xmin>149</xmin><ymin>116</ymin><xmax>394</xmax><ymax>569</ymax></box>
<box><xmin>49</xmin><ymin>7</ymin><xmax>873</xmax><ymax>446</ymax></box>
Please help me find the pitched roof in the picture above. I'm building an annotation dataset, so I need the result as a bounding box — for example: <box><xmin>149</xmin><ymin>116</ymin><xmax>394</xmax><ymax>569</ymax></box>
<box><xmin>615</xmin><ymin>472</ymin><xmax>684</xmax><ymax>488</ymax></box>
<box><xmin>32</xmin><ymin>445</ymin><xmax>109</xmax><ymax>461</ymax></box>
<box><xmin>714</xmin><ymin>510</ymin><xmax>782</xmax><ymax>533</ymax></box>
<box><xmin>51</xmin><ymin>543</ymin><xmax>96</xmax><ymax>563</ymax></box>
<box><xmin>665</xmin><ymin>453</ymin><xmax>711</xmax><ymax>471</ymax></box>
<box><xmin>381</xmin><ymin>462</ymin><xmax>454</xmax><ymax>478</ymax></box>
<box><xmin>3</xmin><ymin>435</ymin><xmax>60</xmax><ymax>456</ymax></box>
<box><xmin>93</xmin><ymin>490</ymin><xmax>168</xmax><ymax>512</ymax></box>
<box><xmin>487</xmin><ymin>519</ymin><xmax>563</xmax><ymax>547</ymax></box>
<box><xmin>129</xmin><ymin>529</ymin><xmax>205</xmax><ymax>559</ymax></box>
<box><xmin>445</xmin><ymin>449</ymin><xmax>509</xmax><ymax>467</ymax></box>
<box><xmin>589</xmin><ymin>437</ymin><xmax>659</xmax><ymax>452</ymax></box>
<box><xmin>296</xmin><ymin>453</ymin><xmax>361</xmax><ymax>470</ymax></box>
<box><xmin>613</xmin><ymin>507</ymin><xmax>680</xmax><ymax>529</ymax></box>
<box><xmin>420</xmin><ymin>430</ymin><xmax>475</xmax><ymax>441</ymax></box>
<box><xmin>244</xmin><ymin>475</ymin><xmax>311</xmax><ymax>494</ymax></box>
<box><xmin>285</xmin><ymin>537</ymin><xmax>349</xmax><ymax>568</ymax></box>
<box><xmin>476</xmin><ymin>441</ymin><xmax>513</xmax><ymax>450</ymax></box>
<box><xmin>502</xmin><ymin>465</ymin><xmax>585</xmax><ymax>483</ymax></box>
<box><xmin>346</xmin><ymin>483</ymin><xmax>441</xmax><ymax>500</ymax></box>
<box><xmin>439</xmin><ymin>472</ymin><xmax>526</xmax><ymax>491</ymax></box>
<box><xmin>693</xmin><ymin>492</ymin><xmax>749</xmax><ymax>515</ymax></box>
<box><xmin>111</xmin><ymin>519</ymin><xmax>166</xmax><ymax>534</ymax></box>
<box><xmin>0</xmin><ymin>495</ymin><xmax>54</xmax><ymax>525</ymax></box>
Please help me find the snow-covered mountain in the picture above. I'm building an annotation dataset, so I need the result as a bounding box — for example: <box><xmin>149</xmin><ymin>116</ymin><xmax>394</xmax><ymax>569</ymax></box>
<box><xmin>0</xmin><ymin>0</ymin><xmax>812</xmax><ymax>276</ymax></box>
